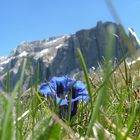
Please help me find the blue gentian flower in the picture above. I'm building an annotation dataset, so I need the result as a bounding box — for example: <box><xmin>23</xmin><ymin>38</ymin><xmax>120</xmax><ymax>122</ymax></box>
<box><xmin>39</xmin><ymin>76</ymin><xmax>90</xmax><ymax>118</ymax></box>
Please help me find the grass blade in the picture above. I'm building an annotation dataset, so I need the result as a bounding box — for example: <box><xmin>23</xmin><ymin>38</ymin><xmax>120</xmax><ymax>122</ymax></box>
<box><xmin>77</xmin><ymin>48</ymin><xmax>93</xmax><ymax>109</ymax></box>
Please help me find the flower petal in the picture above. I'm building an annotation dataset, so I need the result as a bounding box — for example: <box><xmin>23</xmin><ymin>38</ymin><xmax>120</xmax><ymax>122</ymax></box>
<box><xmin>72</xmin><ymin>95</ymin><xmax>90</xmax><ymax>102</ymax></box>
<box><xmin>56</xmin><ymin>96</ymin><xmax>68</xmax><ymax>106</ymax></box>
<box><xmin>39</xmin><ymin>83</ymin><xmax>55</xmax><ymax>96</ymax></box>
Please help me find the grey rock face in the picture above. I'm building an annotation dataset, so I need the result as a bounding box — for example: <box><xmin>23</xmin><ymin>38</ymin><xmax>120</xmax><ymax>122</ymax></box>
<box><xmin>49</xmin><ymin>21</ymin><xmax>132</xmax><ymax>77</ymax></box>
<box><xmin>0</xmin><ymin>21</ymin><xmax>139</xmax><ymax>92</ymax></box>
<box><xmin>0</xmin><ymin>35</ymin><xmax>70</xmax><ymax>91</ymax></box>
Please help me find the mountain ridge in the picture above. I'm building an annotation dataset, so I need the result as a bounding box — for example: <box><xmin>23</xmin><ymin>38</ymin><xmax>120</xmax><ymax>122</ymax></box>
<box><xmin>0</xmin><ymin>21</ymin><xmax>139</xmax><ymax>92</ymax></box>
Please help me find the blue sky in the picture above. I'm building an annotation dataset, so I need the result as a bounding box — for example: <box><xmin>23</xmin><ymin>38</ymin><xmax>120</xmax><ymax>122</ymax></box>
<box><xmin>0</xmin><ymin>0</ymin><xmax>140</xmax><ymax>56</ymax></box>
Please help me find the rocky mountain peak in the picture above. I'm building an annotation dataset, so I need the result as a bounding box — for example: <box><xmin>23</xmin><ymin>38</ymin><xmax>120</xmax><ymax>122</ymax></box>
<box><xmin>0</xmin><ymin>21</ymin><xmax>139</xmax><ymax>92</ymax></box>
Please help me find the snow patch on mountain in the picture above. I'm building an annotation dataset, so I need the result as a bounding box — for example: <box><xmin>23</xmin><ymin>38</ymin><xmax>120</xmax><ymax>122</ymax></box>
<box><xmin>0</xmin><ymin>58</ymin><xmax>11</xmax><ymax>65</ymax></box>
<box><xmin>0</xmin><ymin>56</ymin><xmax>7</xmax><ymax>60</ymax></box>
<box><xmin>55</xmin><ymin>44</ymin><xmax>63</xmax><ymax>49</ymax></box>
<box><xmin>43</xmin><ymin>35</ymin><xmax>69</xmax><ymax>46</ymax></box>
<box><xmin>19</xmin><ymin>51</ymin><xmax>28</xmax><ymax>57</ymax></box>
<box><xmin>40</xmin><ymin>48</ymin><xmax>49</xmax><ymax>55</ymax></box>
